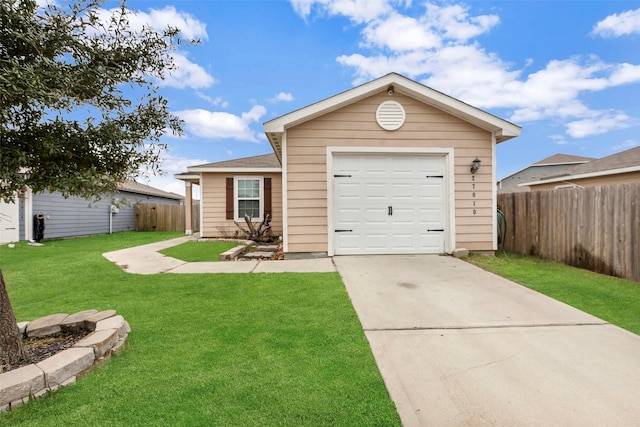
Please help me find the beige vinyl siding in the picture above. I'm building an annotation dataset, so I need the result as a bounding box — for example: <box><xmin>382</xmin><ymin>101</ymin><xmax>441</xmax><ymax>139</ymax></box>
<box><xmin>285</xmin><ymin>93</ymin><xmax>495</xmax><ymax>253</ymax></box>
<box><xmin>530</xmin><ymin>171</ymin><xmax>640</xmax><ymax>191</ymax></box>
<box><xmin>201</xmin><ymin>172</ymin><xmax>283</xmax><ymax>238</ymax></box>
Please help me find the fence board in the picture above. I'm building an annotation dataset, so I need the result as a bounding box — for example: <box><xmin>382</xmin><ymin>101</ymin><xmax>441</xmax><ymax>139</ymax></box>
<box><xmin>135</xmin><ymin>203</ymin><xmax>191</xmax><ymax>233</ymax></box>
<box><xmin>498</xmin><ymin>183</ymin><xmax>639</xmax><ymax>283</ymax></box>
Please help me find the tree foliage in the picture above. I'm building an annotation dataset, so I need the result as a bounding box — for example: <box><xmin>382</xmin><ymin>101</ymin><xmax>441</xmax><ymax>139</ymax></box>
<box><xmin>0</xmin><ymin>0</ymin><xmax>186</xmax><ymax>202</ymax></box>
<box><xmin>0</xmin><ymin>0</ymin><xmax>190</xmax><ymax>367</ymax></box>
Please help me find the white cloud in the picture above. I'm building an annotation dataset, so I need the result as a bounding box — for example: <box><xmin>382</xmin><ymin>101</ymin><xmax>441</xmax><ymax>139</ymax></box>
<box><xmin>423</xmin><ymin>3</ymin><xmax>499</xmax><ymax>42</ymax></box>
<box><xmin>196</xmin><ymin>92</ymin><xmax>229</xmax><ymax>108</ymax></box>
<box><xmin>271</xmin><ymin>92</ymin><xmax>295</xmax><ymax>102</ymax></box>
<box><xmin>138</xmin><ymin>152</ymin><xmax>210</xmax><ymax>197</ymax></box>
<box><xmin>549</xmin><ymin>135</ymin><xmax>568</xmax><ymax>145</ymax></box>
<box><xmin>176</xmin><ymin>105</ymin><xmax>267</xmax><ymax>142</ymax></box>
<box><xmin>159</xmin><ymin>52</ymin><xmax>215</xmax><ymax>89</ymax></box>
<box><xmin>566</xmin><ymin>111</ymin><xmax>632</xmax><ymax>138</ymax></box>
<box><xmin>126</xmin><ymin>6</ymin><xmax>208</xmax><ymax>40</ymax></box>
<box><xmin>300</xmin><ymin>1</ymin><xmax>640</xmax><ymax>139</ymax></box>
<box><xmin>291</xmin><ymin>0</ymin><xmax>394</xmax><ymax>24</ymax></box>
<box><xmin>90</xmin><ymin>5</ymin><xmax>215</xmax><ymax>90</ymax></box>
<box><xmin>592</xmin><ymin>8</ymin><xmax>640</xmax><ymax>38</ymax></box>
<box><xmin>363</xmin><ymin>12</ymin><xmax>441</xmax><ymax>51</ymax></box>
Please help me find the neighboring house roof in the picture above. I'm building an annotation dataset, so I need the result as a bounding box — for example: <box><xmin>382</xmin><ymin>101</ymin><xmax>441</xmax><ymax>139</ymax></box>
<box><xmin>497</xmin><ymin>153</ymin><xmax>595</xmax><ymax>192</ymax></box>
<box><xmin>185</xmin><ymin>153</ymin><xmax>282</xmax><ymax>173</ymax></box>
<box><xmin>499</xmin><ymin>153</ymin><xmax>594</xmax><ymax>182</ymax></box>
<box><xmin>532</xmin><ymin>153</ymin><xmax>596</xmax><ymax>166</ymax></box>
<box><xmin>522</xmin><ymin>146</ymin><xmax>640</xmax><ymax>187</ymax></box>
<box><xmin>264</xmin><ymin>72</ymin><xmax>521</xmax><ymax>161</ymax></box>
<box><xmin>119</xmin><ymin>180</ymin><xmax>184</xmax><ymax>200</ymax></box>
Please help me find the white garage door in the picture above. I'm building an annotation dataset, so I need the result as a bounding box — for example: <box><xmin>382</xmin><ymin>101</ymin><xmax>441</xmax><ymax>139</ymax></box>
<box><xmin>333</xmin><ymin>154</ymin><xmax>446</xmax><ymax>255</ymax></box>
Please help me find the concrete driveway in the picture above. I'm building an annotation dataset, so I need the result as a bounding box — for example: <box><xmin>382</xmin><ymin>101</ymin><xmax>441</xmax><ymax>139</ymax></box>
<box><xmin>334</xmin><ymin>255</ymin><xmax>640</xmax><ymax>427</ymax></box>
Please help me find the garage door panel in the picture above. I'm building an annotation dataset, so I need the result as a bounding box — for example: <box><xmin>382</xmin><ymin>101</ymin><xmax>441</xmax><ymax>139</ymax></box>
<box><xmin>390</xmin><ymin>207</ymin><xmax>416</xmax><ymax>225</ymax></box>
<box><xmin>419</xmin><ymin>207</ymin><xmax>444</xmax><ymax>225</ymax></box>
<box><xmin>417</xmin><ymin>182</ymin><xmax>444</xmax><ymax>199</ymax></box>
<box><xmin>390</xmin><ymin>183</ymin><xmax>415</xmax><ymax>199</ymax></box>
<box><xmin>333</xmin><ymin>154</ymin><xmax>447</xmax><ymax>255</ymax></box>
<box><xmin>420</xmin><ymin>233</ymin><xmax>445</xmax><ymax>249</ymax></box>
<box><xmin>335</xmin><ymin>207</ymin><xmax>362</xmax><ymax>225</ymax></box>
<box><xmin>365</xmin><ymin>207</ymin><xmax>389</xmax><ymax>225</ymax></box>
<box><xmin>335</xmin><ymin>182</ymin><xmax>360</xmax><ymax>199</ymax></box>
<box><xmin>364</xmin><ymin>183</ymin><xmax>388</xmax><ymax>199</ymax></box>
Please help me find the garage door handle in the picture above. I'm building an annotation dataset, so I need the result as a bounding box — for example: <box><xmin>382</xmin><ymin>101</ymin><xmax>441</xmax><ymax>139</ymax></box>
<box><xmin>334</xmin><ymin>174</ymin><xmax>352</xmax><ymax>178</ymax></box>
<box><xmin>335</xmin><ymin>229</ymin><xmax>353</xmax><ymax>233</ymax></box>
<box><xmin>426</xmin><ymin>175</ymin><xmax>444</xmax><ymax>178</ymax></box>
<box><xmin>388</xmin><ymin>206</ymin><xmax>393</xmax><ymax>216</ymax></box>
<box><xmin>427</xmin><ymin>229</ymin><xmax>444</xmax><ymax>232</ymax></box>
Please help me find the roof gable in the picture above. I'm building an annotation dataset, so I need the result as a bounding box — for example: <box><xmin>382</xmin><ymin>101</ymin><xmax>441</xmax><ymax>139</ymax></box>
<box><xmin>264</xmin><ymin>73</ymin><xmax>521</xmax><ymax>160</ymax></box>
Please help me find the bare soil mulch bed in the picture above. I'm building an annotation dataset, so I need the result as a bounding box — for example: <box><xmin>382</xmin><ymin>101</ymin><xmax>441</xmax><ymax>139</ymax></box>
<box><xmin>1</xmin><ymin>329</ymin><xmax>90</xmax><ymax>374</ymax></box>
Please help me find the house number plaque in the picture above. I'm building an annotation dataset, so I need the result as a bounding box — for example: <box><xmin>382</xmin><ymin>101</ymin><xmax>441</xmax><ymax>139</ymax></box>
<box><xmin>472</xmin><ymin>175</ymin><xmax>477</xmax><ymax>215</ymax></box>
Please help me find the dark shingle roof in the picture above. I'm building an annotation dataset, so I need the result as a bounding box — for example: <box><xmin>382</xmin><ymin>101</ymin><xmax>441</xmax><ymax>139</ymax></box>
<box><xmin>190</xmin><ymin>153</ymin><xmax>280</xmax><ymax>169</ymax></box>
<box><xmin>530</xmin><ymin>146</ymin><xmax>640</xmax><ymax>183</ymax></box>
<box><xmin>532</xmin><ymin>153</ymin><xmax>595</xmax><ymax>166</ymax></box>
<box><xmin>559</xmin><ymin>146</ymin><xmax>640</xmax><ymax>175</ymax></box>
<box><xmin>119</xmin><ymin>180</ymin><xmax>184</xmax><ymax>200</ymax></box>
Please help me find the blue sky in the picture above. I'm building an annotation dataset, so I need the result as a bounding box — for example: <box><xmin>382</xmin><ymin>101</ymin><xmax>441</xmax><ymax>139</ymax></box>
<box><xmin>67</xmin><ymin>1</ymin><xmax>640</xmax><ymax>194</ymax></box>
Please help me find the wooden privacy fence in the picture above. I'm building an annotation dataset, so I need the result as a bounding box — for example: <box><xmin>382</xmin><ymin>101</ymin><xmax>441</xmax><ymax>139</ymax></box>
<box><xmin>134</xmin><ymin>203</ymin><xmax>200</xmax><ymax>233</ymax></box>
<box><xmin>498</xmin><ymin>183</ymin><xmax>639</xmax><ymax>283</ymax></box>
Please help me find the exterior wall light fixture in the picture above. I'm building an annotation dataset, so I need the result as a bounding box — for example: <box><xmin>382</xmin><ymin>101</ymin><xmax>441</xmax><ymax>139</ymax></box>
<box><xmin>470</xmin><ymin>157</ymin><xmax>481</xmax><ymax>174</ymax></box>
<box><xmin>387</xmin><ymin>85</ymin><xmax>394</xmax><ymax>96</ymax></box>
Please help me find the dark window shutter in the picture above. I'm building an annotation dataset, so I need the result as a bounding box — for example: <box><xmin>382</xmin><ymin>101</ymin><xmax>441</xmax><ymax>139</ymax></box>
<box><xmin>226</xmin><ymin>178</ymin><xmax>234</xmax><ymax>220</ymax></box>
<box><xmin>264</xmin><ymin>177</ymin><xmax>272</xmax><ymax>217</ymax></box>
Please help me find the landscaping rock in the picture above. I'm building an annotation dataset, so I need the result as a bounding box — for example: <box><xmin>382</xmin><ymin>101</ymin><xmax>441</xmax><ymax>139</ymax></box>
<box><xmin>36</xmin><ymin>347</ymin><xmax>94</xmax><ymax>388</ymax></box>
<box><xmin>17</xmin><ymin>321</ymin><xmax>28</xmax><ymax>336</ymax></box>
<box><xmin>219</xmin><ymin>244</ymin><xmax>249</xmax><ymax>261</ymax></box>
<box><xmin>60</xmin><ymin>309</ymin><xmax>99</xmax><ymax>332</ymax></box>
<box><xmin>84</xmin><ymin>310</ymin><xmax>117</xmax><ymax>331</ymax></box>
<box><xmin>255</xmin><ymin>245</ymin><xmax>279</xmax><ymax>251</ymax></box>
<box><xmin>0</xmin><ymin>364</ymin><xmax>45</xmax><ymax>406</ymax></box>
<box><xmin>95</xmin><ymin>315</ymin><xmax>129</xmax><ymax>339</ymax></box>
<box><xmin>26</xmin><ymin>313</ymin><xmax>69</xmax><ymax>338</ymax></box>
<box><xmin>75</xmin><ymin>329</ymin><xmax>119</xmax><ymax>359</ymax></box>
<box><xmin>452</xmin><ymin>248</ymin><xmax>469</xmax><ymax>258</ymax></box>
<box><xmin>242</xmin><ymin>251</ymin><xmax>274</xmax><ymax>259</ymax></box>
<box><xmin>1</xmin><ymin>308</ymin><xmax>130</xmax><ymax>413</ymax></box>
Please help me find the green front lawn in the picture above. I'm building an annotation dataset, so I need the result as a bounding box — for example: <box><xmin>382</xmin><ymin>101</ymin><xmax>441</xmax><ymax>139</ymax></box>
<box><xmin>159</xmin><ymin>240</ymin><xmax>242</xmax><ymax>262</ymax></box>
<box><xmin>0</xmin><ymin>233</ymin><xmax>400</xmax><ymax>426</ymax></box>
<box><xmin>466</xmin><ymin>252</ymin><xmax>640</xmax><ymax>335</ymax></box>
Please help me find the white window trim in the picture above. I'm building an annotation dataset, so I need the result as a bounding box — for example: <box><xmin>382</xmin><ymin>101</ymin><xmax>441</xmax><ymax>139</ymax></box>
<box><xmin>233</xmin><ymin>176</ymin><xmax>263</xmax><ymax>221</ymax></box>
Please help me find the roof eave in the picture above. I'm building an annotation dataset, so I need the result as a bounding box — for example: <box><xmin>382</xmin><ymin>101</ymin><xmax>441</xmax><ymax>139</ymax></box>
<box><xmin>186</xmin><ymin>167</ymin><xmax>282</xmax><ymax>173</ymax></box>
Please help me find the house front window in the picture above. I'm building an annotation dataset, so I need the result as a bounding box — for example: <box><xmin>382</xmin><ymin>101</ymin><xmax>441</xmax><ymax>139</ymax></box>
<box><xmin>235</xmin><ymin>177</ymin><xmax>262</xmax><ymax>220</ymax></box>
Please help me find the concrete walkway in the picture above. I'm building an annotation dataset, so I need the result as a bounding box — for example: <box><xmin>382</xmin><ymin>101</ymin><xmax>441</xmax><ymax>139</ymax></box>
<box><xmin>334</xmin><ymin>255</ymin><xmax>640</xmax><ymax>427</ymax></box>
<box><xmin>102</xmin><ymin>236</ymin><xmax>336</xmax><ymax>274</ymax></box>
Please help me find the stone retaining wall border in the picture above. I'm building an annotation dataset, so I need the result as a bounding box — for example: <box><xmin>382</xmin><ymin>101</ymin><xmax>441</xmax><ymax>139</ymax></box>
<box><xmin>0</xmin><ymin>309</ymin><xmax>130</xmax><ymax>412</ymax></box>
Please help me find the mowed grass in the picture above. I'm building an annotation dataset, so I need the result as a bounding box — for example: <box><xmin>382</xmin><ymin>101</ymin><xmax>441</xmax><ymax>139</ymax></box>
<box><xmin>0</xmin><ymin>232</ymin><xmax>400</xmax><ymax>426</ymax></box>
<box><xmin>466</xmin><ymin>252</ymin><xmax>640</xmax><ymax>335</ymax></box>
<box><xmin>159</xmin><ymin>240</ymin><xmax>241</xmax><ymax>262</ymax></box>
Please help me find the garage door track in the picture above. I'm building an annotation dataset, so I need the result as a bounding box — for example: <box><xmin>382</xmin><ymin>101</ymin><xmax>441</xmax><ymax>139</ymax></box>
<box><xmin>334</xmin><ymin>255</ymin><xmax>640</xmax><ymax>426</ymax></box>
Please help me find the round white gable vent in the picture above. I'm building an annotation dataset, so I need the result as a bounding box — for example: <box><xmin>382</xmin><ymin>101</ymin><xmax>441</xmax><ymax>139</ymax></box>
<box><xmin>376</xmin><ymin>100</ymin><xmax>406</xmax><ymax>131</ymax></box>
